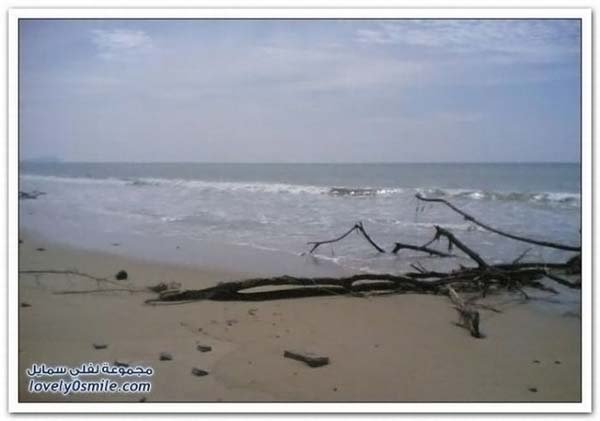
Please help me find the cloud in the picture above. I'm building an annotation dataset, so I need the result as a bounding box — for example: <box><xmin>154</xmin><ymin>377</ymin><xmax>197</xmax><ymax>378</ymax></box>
<box><xmin>356</xmin><ymin>20</ymin><xmax>579</xmax><ymax>63</ymax></box>
<box><xmin>91</xmin><ymin>29</ymin><xmax>153</xmax><ymax>59</ymax></box>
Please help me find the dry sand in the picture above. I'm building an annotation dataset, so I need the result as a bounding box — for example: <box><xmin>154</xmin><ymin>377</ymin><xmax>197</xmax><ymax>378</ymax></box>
<box><xmin>18</xmin><ymin>232</ymin><xmax>581</xmax><ymax>403</ymax></box>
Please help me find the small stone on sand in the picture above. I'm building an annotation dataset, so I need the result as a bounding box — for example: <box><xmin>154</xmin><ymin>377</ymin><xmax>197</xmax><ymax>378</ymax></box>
<box><xmin>115</xmin><ymin>270</ymin><xmax>128</xmax><ymax>280</ymax></box>
<box><xmin>159</xmin><ymin>352</ymin><xmax>173</xmax><ymax>361</ymax></box>
<box><xmin>196</xmin><ymin>345</ymin><xmax>212</xmax><ymax>352</ymax></box>
<box><xmin>191</xmin><ymin>367</ymin><xmax>209</xmax><ymax>377</ymax></box>
<box><xmin>20</xmin><ymin>302</ymin><xmax>32</xmax><ymax>308</ymax></box>
<box><xmin>528</xmin><ymin>387</ymin><xmax>538</xmax><ymax>393</ymax></box>
<box><xmin>36</xmin><ymin>247</ymin><xmax>46</xmax><ymax>252</ymax></box>
<box><xmin>284</xmin><ymin>350</ymin><xmax>330</xmax><ymax>368</ymax></box>
<box><xmin>93</xmin><ymin>343</ymin><xmax>108</xmax><ymax>350</ymax></box>
<box><xmin>114</xmin><ymin>361</ymin><xmax>129</xmax><ymax>367</ymax></box>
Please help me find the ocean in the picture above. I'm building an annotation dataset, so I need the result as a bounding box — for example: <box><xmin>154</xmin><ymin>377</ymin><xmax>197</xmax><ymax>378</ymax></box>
<box><xmin>19</xmin><ymin>162</ymin><xmax>581</xmax><ymax>280</ymax></box>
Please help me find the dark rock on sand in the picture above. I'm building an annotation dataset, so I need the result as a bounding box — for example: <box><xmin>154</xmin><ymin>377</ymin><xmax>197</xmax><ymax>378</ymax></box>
<box><xmin>19</xmin><ymin>190</ymin><xmax>46</xmax><ymax>200</ymax></box>
<box><xmin>20</xmin><ymin>302</ymin><xmax>32</xmax><ymax>308</ymax></box>
<box><xmin>36</xmin><ymin>248</ymin><xmax>46</xmax><ymax>252</ymax></box>
<box><xmin>196</xmin><ymin>345</ymin><xmax>212</xmax><ymax>353</ymax></box>
<box><xmin>93</xmin><ymin>343</ymin><xmax>108</xmax><ymax>350</ymax></box>
<box><xmin>115</xmin><ymin>270</ymin><xmax>128</xmax><ymax>280</ymax></box>
<box><xmin>159</xmin><ymin>352</ymin><xmax>173</xmax><ymax>361</ymax></box>
<box><xmin>528</xmin><ymin>387</ymin><xmax>538</xmax><ymax>393</ymax></box>
<box><xmin>114</xmin><ymin>360</ymin><xmax>129</xmax><ymax>367</ymax></box>
<box><xmin>284</xmin><ymin>350</ymin><xmax>330</xmax><ymax>368</ymax></box>
<box><xmin>191</xmin><ymin>367</ymin><xmax>209</xmax><ymax>377</ymax></box>
<box><xmin>139</xmin><ymin>397</ymin><xmax>147</xmax><ymax>402</ymax></box>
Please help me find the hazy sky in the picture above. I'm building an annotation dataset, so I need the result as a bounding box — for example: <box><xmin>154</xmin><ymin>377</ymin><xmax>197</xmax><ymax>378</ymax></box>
<box><xmin>19</xmin><ymin>19</ymin><xmax>581</xmax><ymax>163</ymax></box>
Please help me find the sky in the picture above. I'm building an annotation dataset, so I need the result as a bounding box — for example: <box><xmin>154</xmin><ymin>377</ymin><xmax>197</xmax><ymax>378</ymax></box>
<box><xmin>19</xmin><ymin>19</ymin><xmax>581</xmax><ymax>163</ymax></box>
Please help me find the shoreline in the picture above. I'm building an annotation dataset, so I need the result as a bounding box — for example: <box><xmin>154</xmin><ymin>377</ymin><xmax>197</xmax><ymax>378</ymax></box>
<box><xmin>18</xmin><ymin>230</ymin><xmax>581</xmax><ymax>402</ymax></box>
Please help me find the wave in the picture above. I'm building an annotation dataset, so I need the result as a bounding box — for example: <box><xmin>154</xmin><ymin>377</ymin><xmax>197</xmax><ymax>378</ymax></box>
<box><xmin>328</xmin><ymin>187</ymin><xmax>404</xmax><ymax>197</ymax></box>
<box><xmin>20</xmin><ymin>173</ymin><xmax>580</xmax><ymax>206</ymax></box>
<box><xmin>416</xmin><ymin>188</ymin><xmax>580</xmax><ymax>206</ymax></box>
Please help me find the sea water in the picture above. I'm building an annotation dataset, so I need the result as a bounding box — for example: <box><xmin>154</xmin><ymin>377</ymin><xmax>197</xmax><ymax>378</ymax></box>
<box><xmin>19</xmin><ymin>162</ymin><xmax>581</xmax><ymax>283</ymax></box>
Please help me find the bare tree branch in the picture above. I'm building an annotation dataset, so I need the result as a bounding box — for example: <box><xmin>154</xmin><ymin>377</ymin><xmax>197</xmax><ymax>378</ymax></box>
<box><xmin>307</xmin><ymin>221</ymin><xmax>385</xmax><ymax>254</ymax></box>
<box><xmin>415</xmin><ymin>193</ymin><xmax>581</xmax><ymax>252</ymax></box>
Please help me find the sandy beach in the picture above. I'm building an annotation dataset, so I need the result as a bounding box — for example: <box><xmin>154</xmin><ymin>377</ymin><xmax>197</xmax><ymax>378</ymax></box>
<box><xmin>17</xmin><ymin>231</ymin><xmax>581</xmax><ymax>403</ymax></box>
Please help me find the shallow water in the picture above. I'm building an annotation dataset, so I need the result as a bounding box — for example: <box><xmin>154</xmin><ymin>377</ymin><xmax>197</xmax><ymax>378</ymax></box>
<box><xmin>19</xmin><ymin>162</ymin><xmax>580</xmax><ymax>278</ymax></box>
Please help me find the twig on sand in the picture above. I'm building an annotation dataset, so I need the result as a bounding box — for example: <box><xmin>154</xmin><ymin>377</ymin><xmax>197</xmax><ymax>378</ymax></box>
<box><xmin>19</xmin><ymin>269</ymin><xmax>124</xmax><ymax>287</ymax></box>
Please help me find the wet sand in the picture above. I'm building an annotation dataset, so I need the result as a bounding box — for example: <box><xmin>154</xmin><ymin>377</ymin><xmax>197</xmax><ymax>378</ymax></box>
<box><xmin>18</xmin><ymin>231</ymin><xmax>581</xmax><ymax>403</ymax></box>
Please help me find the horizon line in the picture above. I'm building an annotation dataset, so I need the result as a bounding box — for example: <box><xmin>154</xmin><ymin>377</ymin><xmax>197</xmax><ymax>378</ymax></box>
<box><xmin>19</xmin><ymin>160</ymin><xmax>581</xmax><ymax>165</ymax></box>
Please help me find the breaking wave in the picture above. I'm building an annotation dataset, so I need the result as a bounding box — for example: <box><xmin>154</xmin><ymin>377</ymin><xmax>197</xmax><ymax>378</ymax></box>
<box><xmin>416</xmin><ymin>188</ymin><xmax>580</xmax><ymax>206</ymax></box>
<box><xmin>21</xmin><ymin>173</ymin><xmax>580</xmax><ymax>206</ymax></box>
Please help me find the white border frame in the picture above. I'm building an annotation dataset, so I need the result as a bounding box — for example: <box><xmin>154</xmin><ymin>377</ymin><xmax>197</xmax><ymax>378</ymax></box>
<box><xmin>7</xmin><ymin>7</ymin><xmax>592</xmax><ymax>414</ymax></box>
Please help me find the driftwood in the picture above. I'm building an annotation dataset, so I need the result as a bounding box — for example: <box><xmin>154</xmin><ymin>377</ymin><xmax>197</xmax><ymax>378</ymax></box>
<box><xmin>21</xmin><ymin>196</ymin><xmax>581</xmax><ymax>339</ymax></box>
<box><xmin>142</xmin><ymin>192</ymin><xmax>580</xmax><ymax>339</ymax></box>
<box><xmin>18</xmin><ymin>270</ymin><xmax>179</xmax><ymax>295</ymax></box>
<box><xmin>144</xmin><ymin>263</ymin><xmax>575</xmax><ymax>305</ymax></box>
<box><xmin>19</xmin><ymin>269</ymin><xmax>125</xmax><ymax>288</ymax></box>
<box><xmin>415</xmin><ymin>193</ymin><xmax>581</xmax><ymax>252</ymax></box>
<box><xmin>392</xmin><ymin>242</ymin><xmax>453</xmax><ymax>257</ymax></box>
<box><xmin>429</xmin><ymin>226</ymin><xmax>489</xmax><ymax>268</ymax></box>
<box><xmin>283</xmin><ymin>350</ymin><xmax>330</xmax><ymax>367</ymax></box>
<box><xmin>448</xmin><ymin>286</ymin><xmax>481</xmax><ymax>338</ymax></box>
<box><xmin>53</xmin><ymin>288</ymin><xmax>144</xmax><ymax>295</ymax></box>
<box><xmin>307</xmin><ymin>221</ymin><xmax>385</xmax><ymax>254</ymax></box>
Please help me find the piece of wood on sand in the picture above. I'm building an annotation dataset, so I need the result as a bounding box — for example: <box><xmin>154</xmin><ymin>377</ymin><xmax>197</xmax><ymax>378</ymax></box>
<box><xmin>448</xmin><ymin>286</ymin><xmax>482</xmax><ymax>338</ymax></box>
<box><xmin>283</xmin><ymin>350</ymin><xmax>330</xmax><ymax>367</ymax></box>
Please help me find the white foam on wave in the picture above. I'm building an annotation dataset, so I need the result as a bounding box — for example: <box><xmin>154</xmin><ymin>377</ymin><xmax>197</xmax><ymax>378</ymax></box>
<box><xmin>21</xmin><ymin>173</ymin><xmax>580</xmax><ymax>206</ymax></box>
<box><xmin>417</xmin><ymin>187</ymin><xmax>580</xmax><ymax>206</ymax></box>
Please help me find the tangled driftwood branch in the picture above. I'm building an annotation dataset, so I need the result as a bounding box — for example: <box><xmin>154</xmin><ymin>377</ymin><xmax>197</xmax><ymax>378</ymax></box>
<box><xmin>415</xmin><ymin>193</ymin><xmax>581</xmax><ymax>252</ymax></box>
<box><xmin>391</xmin><ymin>242</ymin><xmax>453</xmax><ymax>257</ymax></box>
<box><xmin>142</xmin><ymin>196</ymin><xmax>580</xmax><ymax>338</ymax></box>
<box><xmin>21</xmin><ymin>196</ymin><xmax>580</xmax><ymax>339</ymax></box>
<box><xmin>307</xmin><ymin>221</ymin><xmax>385</xmax><ymax>254</ymax></box>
